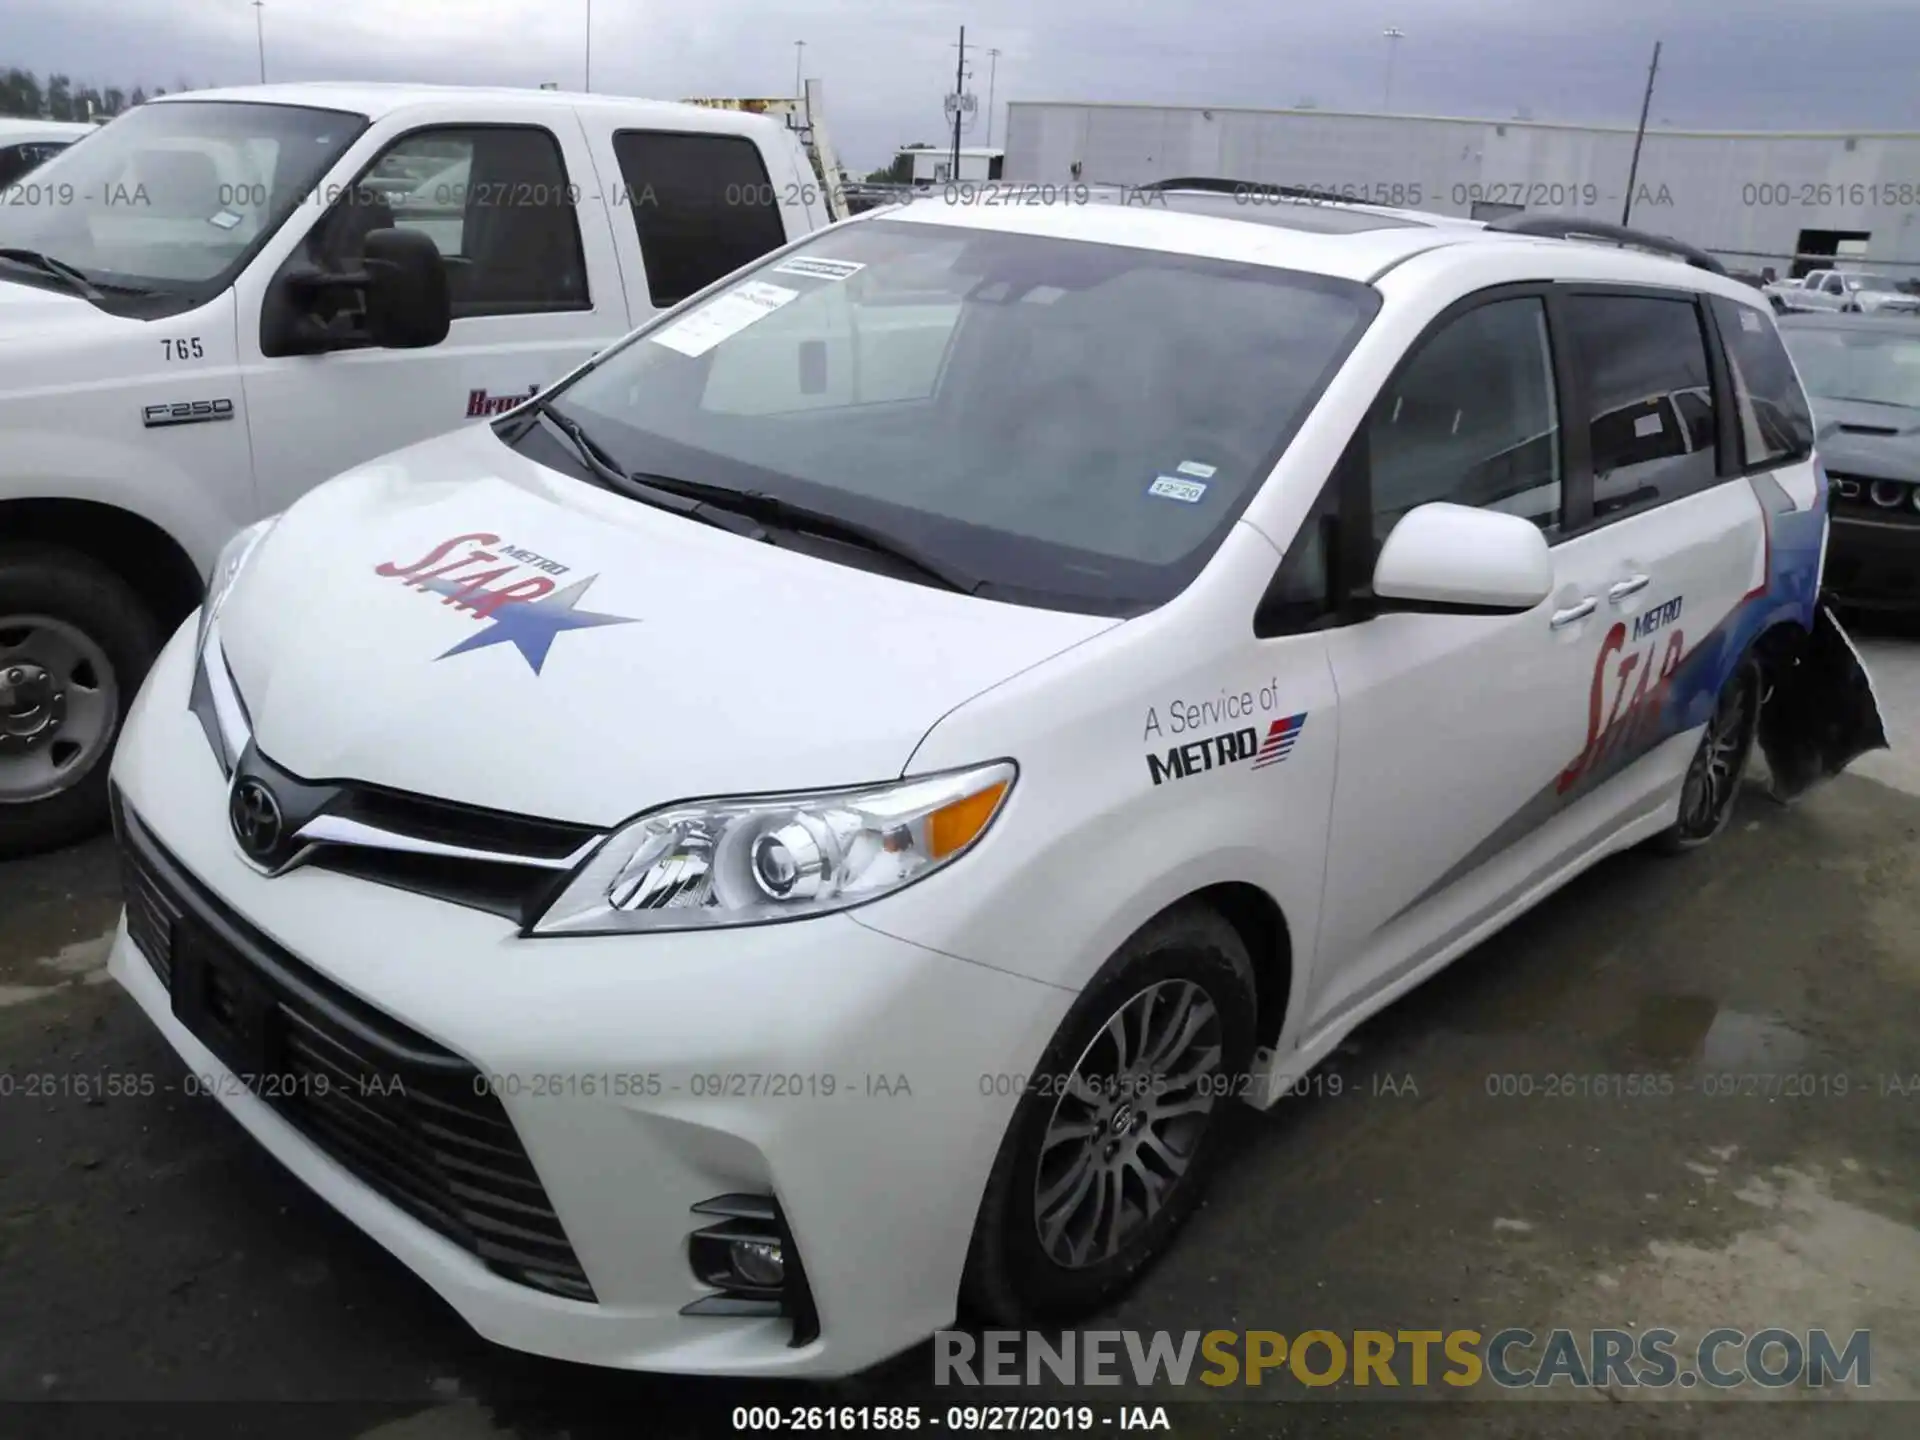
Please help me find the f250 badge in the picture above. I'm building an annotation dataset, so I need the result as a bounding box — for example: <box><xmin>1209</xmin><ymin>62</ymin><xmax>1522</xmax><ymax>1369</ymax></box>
<box><xmin>142</xmin><ymin>397</ymin><xmax>234</xmax><ymax>428</ymax></box>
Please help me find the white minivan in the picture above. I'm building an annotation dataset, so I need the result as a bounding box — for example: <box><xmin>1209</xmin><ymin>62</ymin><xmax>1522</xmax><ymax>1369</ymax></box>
<box><xmin>107</xmin><ymin>190</ymin><xmax>1884</xmax><ymax>1377</ymax></box>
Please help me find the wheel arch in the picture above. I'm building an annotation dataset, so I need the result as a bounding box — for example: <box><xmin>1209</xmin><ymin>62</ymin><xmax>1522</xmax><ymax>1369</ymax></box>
<box><xmin>1135</xmin><ymin>880</ymin><xmax>1297</xmax><ymax>1064</ymax></box>
<box><xmin>0</xmin><ymin>498</ymin><xmax>205</xmax><ymax>635</ymax></box>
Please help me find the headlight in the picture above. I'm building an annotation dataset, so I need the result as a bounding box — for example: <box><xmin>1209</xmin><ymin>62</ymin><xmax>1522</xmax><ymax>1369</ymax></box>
<box><xmin>194</xmin><ymin>515</ymin><xmax>279</xmax><ymax>663</ymax></box>
<box><xmin>531</xmin><ymin>761</ymin><xmax>1016</xmax><ymax>935</ymax></box>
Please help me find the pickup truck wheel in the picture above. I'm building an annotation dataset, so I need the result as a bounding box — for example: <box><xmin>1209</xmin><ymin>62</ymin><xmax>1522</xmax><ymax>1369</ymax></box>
<box><xmin>0</xmin><ymin>546</ymin><xmax>161</xmax><ymax>858</ymax></box>
<box><xmin>961</xmin><ymin>906</ymin><xmax>1256</xmax><ymax>1323</ymax></box>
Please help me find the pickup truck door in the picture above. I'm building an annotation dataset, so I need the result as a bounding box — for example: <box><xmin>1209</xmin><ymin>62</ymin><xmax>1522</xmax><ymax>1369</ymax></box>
<box><xmin>236</xmin><ymin>102</ymin><xmax>628</xmax><ymax>513</ymax></box>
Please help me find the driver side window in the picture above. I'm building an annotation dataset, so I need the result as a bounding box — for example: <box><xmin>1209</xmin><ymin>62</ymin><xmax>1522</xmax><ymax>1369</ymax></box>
<box><xmin>308</xmin><ymin>125</ymin><xmax>589</xmax><ymax>319</ymax></box>
<box><xmin>1367</xmin><ymin>297</ymin><xmax>1562</xmax><ymax>539</ymax></box>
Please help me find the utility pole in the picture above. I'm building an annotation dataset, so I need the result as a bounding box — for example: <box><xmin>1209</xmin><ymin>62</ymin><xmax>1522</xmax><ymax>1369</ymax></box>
<box><xmin>583</xmin><ymin>0</ymin><xmax>593</xmax><ymax>91</ymax></box>
<box><xmin>1621</xmin><ymin>40</ymin><xmax>1662</xmax><ymax>227</ymax></box>
<box><xmin>951</xmin><ymin>26</ymin><xmax>966</xmax><ymax>180</ymax></box>
<box><xmin>252</xmin><ymin>0</ymin><xmax>266</xmax><ymax>84</ymax></box>
<box><xmin>984</xmin><ymin>47</ymin><xmax>1001</xmax><ymax>148</ymax></box>
<box><xmin>1381</xmin><ymin>27</ymin><xmax>1404</xmax><ymax>112</ymax></box>
<box><xmin>794</xmin><ymin>41</ymin><xmax>806</xmax><ymax>100</ymax></box>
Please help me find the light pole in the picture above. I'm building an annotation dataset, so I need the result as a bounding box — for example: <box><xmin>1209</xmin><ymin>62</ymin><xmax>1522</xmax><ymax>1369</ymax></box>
<box><xmin>1382</xmin><ymin>26</ymin><xmax>1404</xmax><ymax>112</ymax></box>
<box><xmin>984</xmin><ymin>48</ymin><xmax>1001</xmax><ymax>148</ymax></box>
<box><xmin>794</xmin><ymin>40</ymin><xmax>806</xmax><ymax>100</ymax></box>
<box><xmin>252</xmin><ymin>0</ymin><xmax>266</xmax><ymax>83</ymax></box>
<box><xmin>583</xmin><ymin>0</ymin><xmax>592</xmax><ymax>91</ymax></box>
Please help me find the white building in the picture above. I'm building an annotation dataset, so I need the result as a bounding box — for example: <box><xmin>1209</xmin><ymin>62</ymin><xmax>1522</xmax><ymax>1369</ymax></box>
<box><xmin>1004</xmin><ymin>102</ymin><xmax>1920</xmax><ymax>276</ymax></box>
<box><xmin>899</xmin><ymin>145</ymin><xmax>1004</xmax><ymax>185</ymax></box>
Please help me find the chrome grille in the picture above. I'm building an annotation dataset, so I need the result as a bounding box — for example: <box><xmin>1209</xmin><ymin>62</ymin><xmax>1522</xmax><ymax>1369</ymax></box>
<box><xmin>111</xmin><ymin>792</ymin><xmax>596</xmax><ymax>1302</ymax></box>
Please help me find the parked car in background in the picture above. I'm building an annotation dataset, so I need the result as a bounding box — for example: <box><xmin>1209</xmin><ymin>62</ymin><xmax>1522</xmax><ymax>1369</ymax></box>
<box><xmin>1778</xmin><ymin>269</ymin><xmax>1920</xmax><ymax>316</ymax></box>
<box><xmin>0</xmin><ymin>117</ymin><xmax>95</xmax><ymax>187</ymax></box>
<box><xmin>1780</xmin><ymin>311</ymin><xmax>1920</xmax><ymax>607</ymax></box>
<box><xmin>0</xmin><ymin>82</ymin><xmax>837</xmax><ymax>857</ymax></box>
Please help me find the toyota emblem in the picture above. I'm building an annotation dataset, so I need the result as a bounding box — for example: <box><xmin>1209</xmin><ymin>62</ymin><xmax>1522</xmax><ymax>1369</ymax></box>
<box><xmin>229</xmin><ymin>777</ymin><xmax>284</xmax><ymax>861</ymax></box>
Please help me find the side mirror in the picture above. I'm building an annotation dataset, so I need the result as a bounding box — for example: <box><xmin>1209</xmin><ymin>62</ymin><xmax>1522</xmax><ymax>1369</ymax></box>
<box><xmin>360</xmin><ymin>228</ymin><xmax>450</xmax><ymax>349</ymax></box>
<box><xmin>1372</xmin><ymin>502</ymin><xmax>1554</xmax><ymax>614</ymax></box>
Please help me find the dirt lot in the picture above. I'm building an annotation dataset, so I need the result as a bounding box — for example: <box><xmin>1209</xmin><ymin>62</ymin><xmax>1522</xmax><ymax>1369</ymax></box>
<box><xmin>2</xmin><ymin>631</ymin><xmax>1917</xmax><ymax>1440</ymax></box>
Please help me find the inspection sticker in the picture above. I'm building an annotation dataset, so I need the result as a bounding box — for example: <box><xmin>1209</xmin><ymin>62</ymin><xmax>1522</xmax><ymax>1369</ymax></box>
<box><xmin>771</xmin><ymin>256</ymin><xmax>865</xmax><ymax>281</ymax></box>
<box><xmin>1175</xmin><ymin>460</ymin><xmax>1217</xmax><ymax>478</ymax></box>
<box><xmin>1148</xmin><ymin>475</ymin><xmax>1209</xmax><ymax>504</ymax></box>
<box><xmin>208</xmin><ymin>210</ymin><xmax>243</xmax><ymax>230</ymax></box>
<box><xmin>651</xmin><ymin>280</ymin><xmax>799</xmax><ymax>358</ymax></box>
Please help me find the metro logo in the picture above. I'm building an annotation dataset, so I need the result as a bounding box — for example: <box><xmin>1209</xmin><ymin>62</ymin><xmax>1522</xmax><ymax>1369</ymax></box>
<box><xmin>1147</xmin><ymin>713</ymin><xmax>1309</xmax><ymax>786</ymax></box>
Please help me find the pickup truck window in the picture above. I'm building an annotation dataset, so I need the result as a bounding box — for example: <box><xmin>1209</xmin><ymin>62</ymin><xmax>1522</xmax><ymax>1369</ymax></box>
<box><xmin>611</xmin><ymin>130</ymin><xmax>789</xmax><ymax>309</ymax></box>
<box><xmin>0</xmin><ymin>100</ymin><xmax>366</xmax><ymax>317</ymax></box>
<box><xmin>320</xmin><ymin>125</ymin><xmax>589</xmax><ymax>317</ymax></box>
<box><xmin>0</xmin><ymin>141</ymin><xmax>69</xmax><ymax>189</ymax></box>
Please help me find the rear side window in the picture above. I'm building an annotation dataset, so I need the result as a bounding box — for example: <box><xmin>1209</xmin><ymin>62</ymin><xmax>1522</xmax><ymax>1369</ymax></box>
<box><xmin>1560</xmin><ymin>294</ymin><xmax>1718</xmax><ymax>519</ymax></box>
<box><xmin>1710</xmin><ymin>297</ymin><xmax>1814</xmax><ymax>468</ymax></box>
<box><xmin>612</xmin><ymin>131</ymin><xmax>791</xmax><ymax>309</ymax></box>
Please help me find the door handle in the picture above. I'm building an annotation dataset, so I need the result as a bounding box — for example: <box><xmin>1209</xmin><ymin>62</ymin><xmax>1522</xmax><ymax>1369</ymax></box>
<box><xmin>1608</xmin><ymin>574</ymin><xmax>1652</xmax><ymax>603</ymax></box>
<box><xmin>1550</xmin><ymin>597</ymin><xmax>1598</xmax><ymax>629</ymax></box>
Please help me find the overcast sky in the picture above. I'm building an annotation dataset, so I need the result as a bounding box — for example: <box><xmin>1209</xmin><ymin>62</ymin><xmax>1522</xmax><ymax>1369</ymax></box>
<box><xmin>5</xmin><ymin>0</ymin><xmax>1917</xmax><ymax>169</ymax></box>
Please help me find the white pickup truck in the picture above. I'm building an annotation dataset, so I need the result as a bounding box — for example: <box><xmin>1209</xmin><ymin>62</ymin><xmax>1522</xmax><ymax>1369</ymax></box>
<box><xmin>0</xmin><ymin>82</ymin><xmax>841</xmax><ymax>855</ymax></box>
<box><xmin>1770</xmin><ymin>267</ymin><xmax>1920</xmax><ymax>316</ymax></box>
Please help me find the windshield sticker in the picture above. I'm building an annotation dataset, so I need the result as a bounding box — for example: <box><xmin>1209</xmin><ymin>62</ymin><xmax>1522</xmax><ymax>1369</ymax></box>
<box><xmin>1148</xmin><ymin>475</ymin><xmax>1209</xmax><ymax>504</ymax></box>
<box><xmin>1175</xmin><ymin>460</ymin><xmax>1217</xmax><ymax>479</ymax></box>
<box><xmin>1634</xmin><ymin>413</ymin><xmax>1664</xmax><ymax>438</ymax></box>
<box><xmin>771</xmin><ymin>256</ymin><xmax>864</xmax><ymax>281</ymax></box>
<box><xmin>208</xmin><ymin>210</ymin><xmax>243</xmax><ymax>230</ymax></box>
<box><xmin>1740</xmin><ymin>309</ymin><xmax>1764</xmax><ymax>332</ymax></box>
<box><xmin>651</xmin><ymin>280</ymin><xmax>800</xmax><ymax>358</ymax></box>
<box><xmin>373</xmin><ymin>532</ymin><xmax>637</xmax><ymax>675</ymax></box>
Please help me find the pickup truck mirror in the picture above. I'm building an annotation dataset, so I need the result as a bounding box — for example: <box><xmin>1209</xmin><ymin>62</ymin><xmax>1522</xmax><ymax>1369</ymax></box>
<box><xmin>359</xmin><ymin>228</ymin><xmax>451</xmax><ymax>349</ymax></box>
<box><xmin>263</xmin><ymin>227</ymin><xmax>450</xmax><ymax>356</ymax></box>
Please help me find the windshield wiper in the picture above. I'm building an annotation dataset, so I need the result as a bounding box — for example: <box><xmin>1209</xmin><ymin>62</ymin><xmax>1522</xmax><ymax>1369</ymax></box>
<box><xmin>523</xmin><ymin>401</ymin><xmax>770</xmax><ymax>541</ymax></box>
<box><xmin>624</xmin><ymin>472</ymin><xmax>985</xmax><ymax>595</ymax></box>
<box><xmin>0</xmin><ymin>248</ymin><xmax>153</xmax><ymax>299</ymax></box>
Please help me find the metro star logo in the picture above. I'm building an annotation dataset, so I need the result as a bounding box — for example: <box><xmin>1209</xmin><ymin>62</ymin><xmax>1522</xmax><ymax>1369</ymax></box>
<box><xmin>1147</xmin><ymin>712</ymin><xmax>1309</xmax><ymax>786</ymax></box>
<box><xmin>374</xmin><ymin>530</ymin><xmax>638</xmax><ymax>675</ymax></box>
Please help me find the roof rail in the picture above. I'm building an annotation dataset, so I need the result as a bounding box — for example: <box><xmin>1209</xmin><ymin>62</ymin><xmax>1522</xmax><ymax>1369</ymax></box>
<box><xmin>1482</xmin><ymin>213</ymin><xmax>1728</xmax><ymax>276</ymax></box>
<box><xmin>1142</xmin><ymin>176</ymin><xmax>1342</xmax><ymax>202</ymax></box>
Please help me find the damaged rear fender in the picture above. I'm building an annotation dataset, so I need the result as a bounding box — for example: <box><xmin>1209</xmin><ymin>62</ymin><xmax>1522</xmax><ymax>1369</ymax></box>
<box><xmin>1753</xmin><ymin>603</ymin><xmax>1890</xmax><ymax>803</ymax></box>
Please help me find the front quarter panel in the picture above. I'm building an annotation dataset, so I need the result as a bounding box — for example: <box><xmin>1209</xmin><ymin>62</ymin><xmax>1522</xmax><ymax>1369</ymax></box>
<box><xmin>0</xmin><ymin>288</ymin><xmax>252</xmax><ymax>573</ymax></box>
<box><xmin>857</xmin><ymin>522</ymin><xmax>1336</xmax><ymax>1055</ymax></box>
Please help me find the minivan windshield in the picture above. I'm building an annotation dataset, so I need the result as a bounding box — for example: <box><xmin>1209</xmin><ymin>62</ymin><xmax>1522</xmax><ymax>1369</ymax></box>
<box><xmin>548</xmin><ymin>218</ymin><xmax>1377</xmax><ymax>614</ymax></box>
<box><xmin>0</xmin><ymin>100</ymin><xmax>367</xmax><ymax>316</ymax></box>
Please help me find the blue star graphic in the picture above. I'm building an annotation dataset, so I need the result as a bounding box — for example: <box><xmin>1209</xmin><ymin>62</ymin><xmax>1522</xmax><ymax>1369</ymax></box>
<box><xmin>424</xmin><ymin>573</ymin><xmax>638</xmax><ymax>674</ymax></box>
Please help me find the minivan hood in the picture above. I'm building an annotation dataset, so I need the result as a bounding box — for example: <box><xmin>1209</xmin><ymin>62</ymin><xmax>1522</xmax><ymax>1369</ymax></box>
<box><xmin>218</xmin><ymin>425</ymin><xmax>1117</xmax><ymax>826</ymax></box>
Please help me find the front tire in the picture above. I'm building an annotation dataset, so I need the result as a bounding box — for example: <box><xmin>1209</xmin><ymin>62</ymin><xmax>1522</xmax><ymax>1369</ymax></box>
<box><xmin>961</xmin><ymin>906</ymin><xmax>1257</xmax><ymax>1323</ymax></box>
<box><xmin>0</xmin><ymin>545</ymin><xmax>161</xmax><ymax>858</ymax></box>
<box><xmin>1652</xmin><ymin>658</ymin><xmax>1761</xmax><ymax>853</ymax></box>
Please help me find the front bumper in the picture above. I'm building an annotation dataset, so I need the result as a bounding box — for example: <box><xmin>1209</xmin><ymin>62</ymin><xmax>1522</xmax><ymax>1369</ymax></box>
<box><xmin>107</xmin><ymin>624</ymin><xmax>1075</xmax><ymax>1377</ymax></box>
<box><xmin>1825</xmin><ymin>511</ymin><xmax>1920</xmax><ymax>609</ymax></box>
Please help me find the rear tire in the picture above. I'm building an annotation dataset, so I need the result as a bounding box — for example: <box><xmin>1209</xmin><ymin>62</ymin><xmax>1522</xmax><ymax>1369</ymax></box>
<box><xmin>0</xmin><ymin>545</ymin><xmax>162</xmax><ymax>859</ymax></box>
<box><xmin>1652</xmin><ymin>658</ymin><xmax>1761</xmax><ymax>854</ymax></box>
<box><xmin>961</xmin><ymin>906</ymin><xmax>1257</xmax><ymax>1323</ymax></box>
